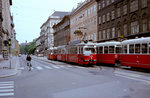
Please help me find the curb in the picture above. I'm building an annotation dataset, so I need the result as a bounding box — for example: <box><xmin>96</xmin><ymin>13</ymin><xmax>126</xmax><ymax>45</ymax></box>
<box><xmin>0</xmin><ymin>70</ymin><xmax>18</xmax><ymax>78</ymax></box>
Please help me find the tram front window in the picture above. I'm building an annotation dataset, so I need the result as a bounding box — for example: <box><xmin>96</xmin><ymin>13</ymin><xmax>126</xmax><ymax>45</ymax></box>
<box><xmin>84</xmin><ymin>48</ymin><xmax>96</xmax><ymax>55</ymax></box>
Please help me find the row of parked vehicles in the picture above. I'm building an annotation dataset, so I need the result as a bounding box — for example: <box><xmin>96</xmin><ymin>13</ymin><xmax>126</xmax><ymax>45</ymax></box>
<box><xmin>47</xmin><ymin>37</ymin><xmax>150</xmax><ymax>69</ymax></box>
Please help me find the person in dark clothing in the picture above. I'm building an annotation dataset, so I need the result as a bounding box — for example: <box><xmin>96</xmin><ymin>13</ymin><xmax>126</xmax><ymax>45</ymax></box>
<box><xmin>26</xmin><ymin>54</ymin><xmax>32</xmax><ymax>71</ymax></box>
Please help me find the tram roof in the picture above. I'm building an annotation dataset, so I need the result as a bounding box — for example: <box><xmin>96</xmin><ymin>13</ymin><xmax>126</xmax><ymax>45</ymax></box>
<box><xmin>96</xmin><ymin>41</ymin><xmax>121</xmax><ymax>46</ymax></box>
<box><xmin>121</xmin><ymin>37</ymin><xmax>150</xmax><ymax>45</ymax></box>
<box><xmin>77</xmin><ymin>42</ymin><xmax>96</xmax><ymax>46</ymax></box>
<box><xmin>49</xmin><ymin>47</ymin><xmax>57</xmax><ymax>50</ymax></box>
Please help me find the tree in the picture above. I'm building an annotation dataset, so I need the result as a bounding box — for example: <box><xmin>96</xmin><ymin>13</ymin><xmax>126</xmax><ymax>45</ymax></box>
<box><xmin>20</xmin><ymin>40</ymin><xmax>36</xmax><ymax>54</ymax></box>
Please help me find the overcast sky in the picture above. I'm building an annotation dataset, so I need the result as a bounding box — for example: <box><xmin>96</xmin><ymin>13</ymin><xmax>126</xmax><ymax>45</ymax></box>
<box><xmin>11</xmin><ymin>0</ymin><xmax>85</xmax><ymax>44</ymax></box>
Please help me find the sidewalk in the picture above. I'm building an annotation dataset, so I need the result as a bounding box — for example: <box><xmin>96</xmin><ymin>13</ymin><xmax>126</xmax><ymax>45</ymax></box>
<box><xmin>32</xmin><ymin>55</ymin><xmax>68</xmax><ymax>65</ymax></box>
<box><xmin>0</xmin><ymin>56</ymin><xmax>19</xmax><ymax>78</ymax></box>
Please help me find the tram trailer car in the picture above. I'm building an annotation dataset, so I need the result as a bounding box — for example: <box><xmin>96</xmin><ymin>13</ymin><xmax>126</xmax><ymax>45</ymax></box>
<box><xmin>57</xmin><ymin>46</ymin><xmax>66</xmax><ymax>61</ymax></box>
<box><xmin>66</xmin><ymin>42</ymin><xmax>97</xmax><ymax>65</ymax></box>
<box><xmin>120</xmin><ymin>37</ymin><xmax>150</xmax><ymax>69</ymax></box>
<box><xmin>96</xmin><ymin>41</ymin><xmax>121</xmax><ymax>65</ymax></box>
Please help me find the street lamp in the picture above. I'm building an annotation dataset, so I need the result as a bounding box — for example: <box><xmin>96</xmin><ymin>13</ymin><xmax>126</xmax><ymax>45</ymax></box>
<box><xmin>8</xmin><ymin>39</ymin><xmax>12</xmax><ymax>69</ymax></box>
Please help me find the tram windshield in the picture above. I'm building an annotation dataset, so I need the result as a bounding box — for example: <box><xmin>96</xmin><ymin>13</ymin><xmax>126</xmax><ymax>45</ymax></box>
<box><xmin>84</xmin><ymin>48</ymin><xmax>96</xmax><ymax>55</ymax></box>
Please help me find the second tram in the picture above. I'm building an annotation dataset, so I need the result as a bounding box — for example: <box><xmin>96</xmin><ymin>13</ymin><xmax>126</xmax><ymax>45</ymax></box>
<box><xmin>96</xmin><ymin>41</ymin><xmax>121</xmax><ymax>65</ymax></box>
<box><xmin>120</xmin><ymin>37</ymin><xmax>150</xmax><ymax>69</ymax></box>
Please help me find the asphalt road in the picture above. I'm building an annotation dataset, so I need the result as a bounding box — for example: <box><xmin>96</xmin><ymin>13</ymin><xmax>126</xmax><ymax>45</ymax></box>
<box><xmin>0</xmin><ymin>55</ymin><xmax>150</xmax><ymax>98</ymax></box>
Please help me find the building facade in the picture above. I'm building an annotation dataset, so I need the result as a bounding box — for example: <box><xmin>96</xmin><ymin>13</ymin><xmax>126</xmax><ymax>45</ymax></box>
<box><xmin>53</xmin><ymin>15</ymin><xmax>70</xmax><ymax>47</ymax></box>
<box><xmin>14</xmin><ymin>40</ymin><xmax>20</xmax><ymax>56</ymax></box>
<box><xmin>96</xmin><ymin>0</ymin><xmax>150</xmax><ymax>42</ymax></box>
<box><xmin>70</xmin><ymin>0</ymin><xmax>97</xmax><ymax>43</ymax></box>
<box><xmin>35</xmin><ymin>36</ymin><xmax>41</xmax><ymax>55</ymax></box>
<box><xmin>39</xmin><ymin>11</ymin><xmax>69</xmax><ymax>56</ymax></box>
<box><xmin>0</xmin><ymin>0</ymin><xmax>3</xmax><ymax>51</ymax></box>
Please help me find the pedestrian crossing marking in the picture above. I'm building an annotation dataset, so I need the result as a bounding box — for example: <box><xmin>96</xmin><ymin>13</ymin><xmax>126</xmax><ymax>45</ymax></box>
<box><xmin>36</xmin><ymin>66</ymin><xmax>43</xmax><ymax>70</ymax></box>
<box><xmin>44</xmin><ymin>66</ymin><xmax>52</xmax><ymax>69</ymax></box>
<box><xmin>27</xmin><ymin>65</ymin><xmax>70</xmax><ymax>71</ymax></box>
<box><xmin>0</xmin><ymin>81</ymin><xmax>14</xmax><ymax>97</ymax></box>
<box><xmin>0</xmin><ymin>89</ymin><xmax>14</xmax><ymax>92</ymax></box>
<box><xmin>51</xmin><ymin>65</ymin><xmax>60</xmax><ymax>69</ymax></box>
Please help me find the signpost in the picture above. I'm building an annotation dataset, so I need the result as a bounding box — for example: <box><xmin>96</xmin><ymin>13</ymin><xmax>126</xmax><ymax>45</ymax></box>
<box><xmin>8</xmin><ymin>39</ymin><xmax>11</xmax><ymax>69</ymax></box>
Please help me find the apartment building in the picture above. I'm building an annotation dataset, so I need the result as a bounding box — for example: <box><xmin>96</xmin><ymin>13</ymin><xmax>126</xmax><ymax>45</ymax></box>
<box><xmin>40</xmin><ymin>11</ymin><xmax>69</xmax><ymax>56</ymax></box>
<box><xmin>70</xmin><ymin>0</ymin><xmax>97</xmax><ymax>43</ymax></box>
<box><xmin>96</xmin><ymin>0</ymin><xmax>150</xmax><ymax>42</ymax></box>
<box><xmin>53</xmin><ymin>15</ymin><xmax>70</xmax><ymax>47</ymax></box>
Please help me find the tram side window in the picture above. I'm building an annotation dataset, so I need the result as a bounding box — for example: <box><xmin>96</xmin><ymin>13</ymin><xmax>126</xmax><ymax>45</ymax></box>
<box><xmin>109</xmin><ymin>46</ymin><xmax>114</xmax><ymax>53</ymax></box>
<box><xmin>98</xmin><ymin>47</ymin><xmax>103</xmax><ymax>54</ymax></box>
<box><xmin>74</xmin><ymin>47</ymin><xmax>77</xmax><ymax>54</ymax></box>
<box><xmin>123</xmin><ymin>45</ymin><xmax>127</xmax><ymax>53</ymax></box>
<box><xmin>81</xmin><ymin>47</ymin><xmax>83</xmax><ymax>54</ymax></box>
<box><xmin>129</xmin><ymin>44</ymin><xmax>134</xmax><ymax>53</ymax></box>
<box><xmin>116</xmin><ymin>47</ymin><xmax>121</xmax><ymax>53</ymax></box>
<box><xmin>135</xmin><ymin>44</ymin><xmax>140</xmax><ymax>53</ymax></box>
<box><xmin>149</xmin><ymin>43</ymin><xmax>150</xmax><ymax>54</ymax></box>
<box><xmin>142</xmin><ymin>43</ymin><xmax>148</xmax><ymax>53</ymax></box>
<box><xmin>104</xmin><ymin>46</ymin><xmax>108</xmax><ymax>54</ymax></box>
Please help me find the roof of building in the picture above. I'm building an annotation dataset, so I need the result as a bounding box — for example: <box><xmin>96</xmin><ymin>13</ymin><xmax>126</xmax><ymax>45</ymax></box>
<box><xmin>51</xmin><ymin>11</ymin><xmax>70</xmax><ymax>18</ymax></box>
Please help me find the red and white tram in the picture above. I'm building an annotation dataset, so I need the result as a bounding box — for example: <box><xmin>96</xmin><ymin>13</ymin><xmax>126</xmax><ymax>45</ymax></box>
<box><xmin>96</xmin><ymin>41</ymin><xmax>121</xmax><ymax>65</ymax></box>
<box><xmin>47</xmin><ymin>47</ymin><xmax>57</xmax><ymax>60</ymax></box>
<box><xmin>120</xmin><ymin>37</ymin><xmax>150</xmax><ymax>69</ymax></box>
<box><xmin>66</xmin><ymin>42</ymin><xmax>97</xmax><ymax>65</ymax></box>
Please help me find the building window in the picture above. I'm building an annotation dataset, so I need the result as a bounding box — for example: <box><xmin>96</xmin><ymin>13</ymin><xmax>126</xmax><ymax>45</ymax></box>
<box><xmin>107</xmin><ymin>13</ymin><xmax>110</xmax><ymax>21</ymax></box>
<box><xmin>142</xmin><ymin>19</ymin><xmax>148</xmax><ymax>32</ymax></box>
<box><xmin>85</xmin><ymin>10</ymin><xmax>87</xmax><ymax>17</ymax></box>
<box><xmin>94</xmin><ymin>32</ymin><xmax>96</xmax><ymax>41</ymax></box>
<box><xmin>88</xmin><ymin>8</ymin><xmax>90</xmax><ymax>16</ymax></box>
<box><xmin>99</xmin><ymin>31</ymin><xmax>102</xmax><ymax>40</ymax></box>
<box><xmin>112</xmin><ymin>27</ymin><xmax>115</xmax><ymax>38</ymax></box>
<box><xmin>123</xmin><ymin>24</ymin><xmax>127</xmax><ymax>36</ymax></box>
<box><xmin>111</xmin><ymin>10</ymin><xmax>115</xmax><ymax>20</ymax></box>
<box><xmin>102</xmin><ymin>15</ymin><xmax>105</xmax><ymax>23</ymax></box>
<box><xmin>123</xmin><ymin>5</ymin><xmax>127</xmax><ymax>15</ymax></box>
<box><xmin>149</xmin><ymin>21</ymin><xmax>150</xmax><ymax>31</ymax></box>
<box><xmin>106</xmin><ymin>0</ymin><xmax>110</xmax><ymax>6</ymax></box>
<box><xmin>117</xmin><ymin>8</ymin><xmax>121</xmax><ymax>17</ymax></box>
<box><xmin>131</xmin><ymin>21</ymin><xmax>139</xmax><ymax>34</ymax></box>
<box><xmin>130</xmin><ymin>0</ymin><xmax>138</xmax><ymax>12</ymax></box>
<box><xmin>117</xmin><ymin>28</ymin><xmax>121</xmax><ymax>37</ymax></box>
<box><xmin>98</xmin><ymin>3</ymin><xmax>101</xmax><ymax>10</ymax></box>
<box><xmin>111</xmin><ymin>0</ymin><xmax>115</xmax><ymax>3</ymax></box>
<box><xmin>142</xmin><ymin>0</ymin><xmax>147</xmax><ymax>8</ymax></box>
<box><xmin>107</xmin><ymin>29</ymin><xmax>110</xmax><ymax>39</ymax></box>
<box><xmin>102</xmin><ymin>1</ymin><xmax>105</xmax><ymax>8</ymax></box>
<box><xmin>99</xmin><ymin>16</ymin><xmax>102</xmax><ymax>24</ymax></box>
<box><xmin>103</xmin><ymin>30</ymin><xmax>106</xmax><ymax>39</ymax></box>
<box><xmin>94</xmin><ymin>4</ymin><xmax>96</xmax><ymax>12</ymax></box>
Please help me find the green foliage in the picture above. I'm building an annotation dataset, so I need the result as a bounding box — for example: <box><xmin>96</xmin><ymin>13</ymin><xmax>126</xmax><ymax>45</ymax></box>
<box><xmin>20</xmin><ymin>40</ymin><xmax>36</xmax><ymax>54</ymax></box>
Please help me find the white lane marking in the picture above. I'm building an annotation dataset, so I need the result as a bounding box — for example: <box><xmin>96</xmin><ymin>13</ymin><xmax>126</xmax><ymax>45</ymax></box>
<box><xmin>0</xmin><ymin>86</ymin><xmax>14</xmax><ymax>89</ymax></box>
<box><xmin>115</xmin><ymin>74</ymin><xmax>150</xmax><ymax>84</ymax></box>
<box><xmin>0</xmin><ymin>89</ymin><xmax>14</xmax><ymax>92</ymax></box>
<box><xmin>0</xmin><ymin>93</ymin><xmax>14</xmax><ymax>96</ymax></box>
<box><xmin>67</xmin><ymin>65</ymin><xmax>72</xmax><ymax>67</ymax></box>
<box><xmin>0</xmin><ymin>81</ymin><xmax>14</xmax><ymax>84</ymax></box>
<box><xmin>44</xmin><ymin>66</ymin><xmax>52</xmax><ymax>69</ymax></box>
<box><xmin>36</xmin><ymin>66</ymin><xmax>43</xmax><ymax>70</ymax></box>
<box><xmin>114</xmin><ymin>71</ymin><xmax>141</xmax><ymax>78</ymax></box>
<box><xmin>51</xmin><ymin>65</ymin><xmax>60</xmax><ymax>69</ymax></box>
<box><xmin>0</xmin><ymin>83</ymin><xmax>13</xmax><ymax>86</ymax></box>
<box><xmin>0</xmin><ymin>81</ymin><xmax>14</xmax><ymax>97</ymax></box>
